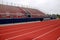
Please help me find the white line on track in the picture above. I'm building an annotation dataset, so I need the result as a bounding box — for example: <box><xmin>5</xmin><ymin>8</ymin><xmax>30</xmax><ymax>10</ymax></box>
<box><xmin>32</xmin><ymin>27</ymin><xmax>60</xmax><ymax>40</ymax></box>
<box><xmin>0</xmin><ymin>24</ymin><xmax>49</xmax><ymax>35</ymax></box>
<box><xmin>5</xmin><ymin>25</ymin><xmax>58</xmax><ymax>40</ymax></box>
<box><xmin>57</xmin><ymin>37</ymin><xmax>60</xmax><ymax>40</ymax></box>
<box><xmin>1</xmin><ymin>20</ymin><xmax>58</xmax><ymax>32</ymax></box>
<box><xmin>1</xmin><ymin>21</ymin><xmax>56</xmax><ymax>35</ymax></box>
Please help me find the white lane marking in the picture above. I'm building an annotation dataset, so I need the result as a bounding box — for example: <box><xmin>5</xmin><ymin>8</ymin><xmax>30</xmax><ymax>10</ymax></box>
<box><xmin>0</xmin><ymin>23</ymin><xmax>49</xmax><ymax>35</ymax></box>
<box><xmin>57</xmin><ymin>37</ymin><xmax>60</xmax><ymax>40</ymax></box>
<box><xmin>32</xmin><ymin>27</ymin><xmax>60</xmax><ymax>40</ymax></box>
<box><xmin>5</xmin><ymin>24</ymin><xmax>57</xmax><ymax>40</ymax></box>
<box><xmin>1</xmin><ymin>21</ymin><xmax>55</xmax><ymax>35</ymax></box>
<box><xmin>1</xmin><ymin>21</ymin><xmax>58</xmax><ymax>35</ymax></box>
<box><xmin>0</xmin><ymin>22</ymin><xmax>49</xmax><ymax>30</ymax></box>
<box><xmin>2</xmin><ymin>22</ymin><xmax>41</xmax><ymax>31</ymax></box>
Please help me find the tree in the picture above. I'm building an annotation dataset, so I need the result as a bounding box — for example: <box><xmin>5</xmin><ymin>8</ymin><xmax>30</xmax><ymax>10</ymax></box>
<box><xmin>57</xmin><ymin>14</ymin><xmax>60</xmax><ymax>18</ymax></box>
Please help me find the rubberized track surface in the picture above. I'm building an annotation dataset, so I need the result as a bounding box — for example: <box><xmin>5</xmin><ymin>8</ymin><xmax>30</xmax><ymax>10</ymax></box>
<box><xmin>0</xmin><ymin>19</ymin><xmax>60</xmax><ymax>40</ymax></box>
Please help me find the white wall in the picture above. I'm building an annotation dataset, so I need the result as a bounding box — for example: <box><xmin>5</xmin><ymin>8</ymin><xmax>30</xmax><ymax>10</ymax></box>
<box><xmin>0</xmin><ymin>0</ymin><xmax>60</xmax><ymax>14</ymax></box>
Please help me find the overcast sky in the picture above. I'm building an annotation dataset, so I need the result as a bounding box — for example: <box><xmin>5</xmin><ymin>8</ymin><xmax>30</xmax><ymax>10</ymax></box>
<box><xmin>0</xmin><ymin>0</ymin><xmax>60</xmax><ymax>14</ymax></box>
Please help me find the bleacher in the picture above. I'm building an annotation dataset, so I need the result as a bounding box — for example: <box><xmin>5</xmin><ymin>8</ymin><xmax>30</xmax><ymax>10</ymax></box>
<box><xmin>0</xmin><ymin>4</ymin><xmax>45</xmax><ymax>24</ymax></box>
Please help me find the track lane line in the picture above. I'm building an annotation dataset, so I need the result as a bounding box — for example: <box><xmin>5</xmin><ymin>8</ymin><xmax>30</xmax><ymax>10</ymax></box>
<box><xmin>0</xmin><ymin>21</ymin><xmax>47</xmax><ymax>31</ymax></box>
<box><xmin>0</xmin><ymin>20</ymin><xmax>58</xmax><ymax>33</ymax></box>
<box><xmin>1</xmin><ymin>23</ymin><xmax>58</xmax><ymax>40</ymax></box>
<box><xmin>57</xmin><ymin>37</ymin><xmax>60</xmax><ymax>40</ymax></box>
<box><xmin>32</xmin><ymin>27</ymin><xmax>60</xmax><ymax>40</ymax></box>
<box><xmin>0</xmin><ymin>22</ymin><xmax>49</xmax><ymax>34</ymax></box>
<box><xmin>10</xmin><ymin>25</ymin><xmax>59</xmax><ymax>40</ymax></box>
<box><xmin>0</xmin><ymin>19</ymin><xmax>59</xmax><ymax>39</ymax></box>
<box><xmin>0</xmin><ymin>19</ymin><xmax>59</xmax><ymax>28</ymax></box>
<box><xmin>0</xmin><ymin>21</ymin><xmax>58</xmax><ymax>31</ymax></box>
<box><xmin>4</xmin><ymin>24</ymin><xmax>59</xmax><ymax>40</ymax></box>
<box><xmin>1</xmin><ymin>21</ymin><xmax>57</xmax><ymax>35</ymax></box>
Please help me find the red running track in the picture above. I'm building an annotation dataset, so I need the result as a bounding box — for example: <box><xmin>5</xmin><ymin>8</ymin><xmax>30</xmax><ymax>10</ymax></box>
<box><xmin>0</xmin><ymin>19</ymin><xmax>60</xmax><ymax>40</ymax></box>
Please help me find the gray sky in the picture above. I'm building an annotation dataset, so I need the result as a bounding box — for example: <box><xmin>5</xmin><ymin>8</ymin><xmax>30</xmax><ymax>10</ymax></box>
<box><xmin>0</xmin><ymin>0</ymin><xmax>60</xmax><ymax>14</ymax></box>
